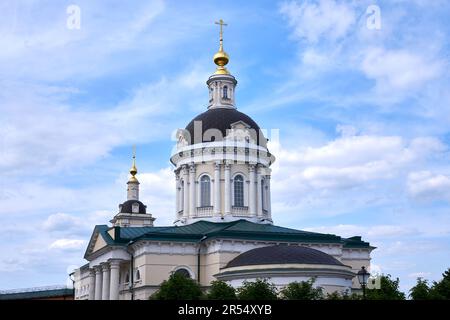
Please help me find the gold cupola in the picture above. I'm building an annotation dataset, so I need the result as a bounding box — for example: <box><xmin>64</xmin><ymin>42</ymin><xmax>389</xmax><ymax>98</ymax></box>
<box><xmin>128</xmin><ymin>146</ymin><xmax>139</xmax><ymax>184</ymax></box>
<box><xmin>213</xmin><ymin>19</ymin><xmax>230</xmax><ymax>75</ymax></box>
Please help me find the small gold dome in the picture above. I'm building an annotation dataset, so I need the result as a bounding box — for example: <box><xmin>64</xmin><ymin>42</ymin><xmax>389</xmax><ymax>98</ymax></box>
<box><xmin>213</xmin><ymin>50</ymin><xmax>230</xmax><ymax>74</ymax></box>
<box><xmin>128</xmin><ymin>148</ymin><xmax>139</xmax><ymax>183</ymax></box>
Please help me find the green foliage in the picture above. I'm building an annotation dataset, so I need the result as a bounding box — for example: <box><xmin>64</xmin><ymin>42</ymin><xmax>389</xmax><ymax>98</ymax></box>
<box><xmin>365</xmin><ymin>274</ymin><xmax>405</xmax><ymax>300</ymax></box>
<box><xmin>429</xmin><ymin>268</ymin><xmax>450</xmax><ymax>299</ymax></box>
<box><xmin>279</xmin><ymin>279</ymin><xmax>323</xmax><ymax>300</ymax></box>
<box><xmin>326</xmin><ymin>290</ymin><xmax>361</xmax><ymax>300</ymax></box>
<box><xmin>409</xmin><ymin>278</ymin><xmax>431</xmax><ymax>300</ymax></box>
<box><xmin>150</xmin><ymin>273</ymin><xmax>203</xmax><ymax>300</ymax></box>
<box><xmin>237</xmin><ymin>278</ymin><xmax>278</xmax><ymax>300</ymax></box>
<box><xmin>207</xmin><ymin>280</ymin><xmax>237</xmax><ymax>300</ymax></box>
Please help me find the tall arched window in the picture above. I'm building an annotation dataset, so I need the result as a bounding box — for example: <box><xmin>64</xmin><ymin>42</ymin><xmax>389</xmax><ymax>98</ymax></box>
<box><xmin>200</xmin><ymin>175</ymin><xmax>211</xmax><ymax>207</ymax></box>
<box><xmin>234</xmin><ymin>175</ymin><xmax>244</xmax><ymax>207</ymax></box>
<box><xmin>223</xmin><ymin>85</ymin><xmax>228</xmax><ymax>99</ymax></box>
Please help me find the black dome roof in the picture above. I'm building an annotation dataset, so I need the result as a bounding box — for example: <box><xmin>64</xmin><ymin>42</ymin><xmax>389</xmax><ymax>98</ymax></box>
<box><xmin>185</xmin><ymin>108</ymin><xmax>263</xmax><ymax>145</ymax></box>
<box><xmin>119</xmin><ymin>200</ymin><xmax>147</xmax><ymax>214</ymax></box>
<box><xmin>225</xmin><ymin>245</ymin><xmax>344</xmax><ymax>268</ymax></box>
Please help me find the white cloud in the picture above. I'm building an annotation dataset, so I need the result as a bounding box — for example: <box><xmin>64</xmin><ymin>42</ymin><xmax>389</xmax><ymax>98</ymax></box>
<box><xmin>49</xmin><ymin>239</ymin><xmax>86</xmax><ymax>250</ymax></box>
<box><xmin>269</xmin><ymin>128</ymin><xmax>447</xmax><ymax>224</ymax></box>
<box><xmin>304</xmin><ymin>224</ymin><xmax>416</xmax><ymax>239</ymax></box>
<box><xmin>0</xmin><ymin>1</ymin><xmax>167</xmax><ymax>81</ymax></box>
<box><xmin>274</xmin><ymin>133</ymin><xmax>445</xmax><ymax>192</ymax></box>
<box><xmin>361</xmin><ymin>47</ymin><xmax>443</xmax><ymax>92</ymax></box>
<box><xmin>280</xmin><ymin>0</ymin><xmax>356</xmax><ymax>43</ymax></box>
<box><xmin>0</xmin><ymin>65</ymin><xmax>207</xmax><ymax>177</ymax></box>
<box><xmin>136</xmin><ymin>168</ymin><xmax>176</xmax><ymax>225</ymax></box>
<box><xmin>42</xmin><ymin>213</ymin><xmax>84</xmax><ymax>233</ymax></box>
<box><xmin>408</xmin><ymin>272</ymin><xmax>431</xmax><ymax>279</ymax></box>
<box><xmin>407</xmin><ymin>171</ymin><xmax>450</xmax><ymax>201</ymax></box>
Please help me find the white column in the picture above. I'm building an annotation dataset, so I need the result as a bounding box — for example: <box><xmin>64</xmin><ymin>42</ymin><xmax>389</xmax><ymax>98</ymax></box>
<box><xmin>224</xmin><ymin>163</ymin><xmax>231</xmax><ymax>215</ymax></box>
<box><xmin>266</xmin><ymin>175</ymin><xmax>272</xmax><ymax>220</ymax></box>
<box><xmin>94</xmin><ymin>266</ymin><xmax>103</xmax><ymax>300</ymax></box>
<box><xmin>109</xmin><ymin>260</ymin><xmax>121</xmax><ymax>300</ymax></box>
<box><xmin>182</xmin><ymin>165</ymin><xmax>189</xmax><ymax>220</ymax></box>
<box><xmin>214</xmin><ymin>162</ymin><xmax>221</xmax><ymax>216</ymax></box>
<box><xmin>189</xmin><ymin>163</ymin><xmax>196</xmax><ymax>217</ymax></box>
<box><xmin>256</xmin><ymin>166</ymin><xmax>263</xmax><ymax>218</ymax></box>
<box><xmin>175</xmin><ymin>173</ymin><xmax>180</xmax><ymax>214</ymax></box>
<box><xmin>248</xmin><ymin>164</ymin><xmax>256</xmax><ymax>216</ymax></box>
<box><xmin>88</xmin><ymin>269</ymin><xmax>95</xmax><ymax>300</ymax></box>
<box><xmin>101</xmin><ymin>263</ymin><xmax>110</xmax><ymax>300</ymax></box>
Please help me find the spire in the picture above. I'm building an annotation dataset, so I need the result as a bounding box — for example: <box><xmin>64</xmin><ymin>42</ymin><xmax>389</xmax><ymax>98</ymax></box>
<box><xmin>128</xmin><ymin>145</ymin><xmax>138</xmax><ymax>183</ymax></box>
<box><xmin>213</xmin><ymin>19</ymin><xmax>230</xmax><ymax>75</ymax></box>
<box><xmin>127</xmin><ymin>146</ymin><xmax>140</xmax><ymax>200</ymax></box>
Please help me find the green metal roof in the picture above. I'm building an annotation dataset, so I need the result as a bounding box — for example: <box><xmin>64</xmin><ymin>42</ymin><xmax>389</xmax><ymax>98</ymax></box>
<box><xmin>0</xmin><ymin>288</ymin><xmax>74</xmax><ymax>300</ymax></box>
<box><xmin>92</xmin><ymin>220</ymin><xmax>371</xmax><ymax>248</ymax></box>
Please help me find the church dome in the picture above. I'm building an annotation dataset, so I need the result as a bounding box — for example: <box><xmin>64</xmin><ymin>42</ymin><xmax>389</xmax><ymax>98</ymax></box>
<box><xmin>225</xmin><ymin>245</ymin><xmax>344</xmax><ymax>268</ymax></box>
<box><xmin>185</xmin><ymin>108</ymin><xmax>263</xmax><ymax>145</ymax></box>
<box><xmin>119</xmin><ymin>200</ymin><xmax>147</xmax><ymax>214</ymax></box>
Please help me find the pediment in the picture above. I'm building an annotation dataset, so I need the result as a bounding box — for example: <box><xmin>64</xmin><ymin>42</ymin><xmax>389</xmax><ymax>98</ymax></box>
<box><xmin>84</xmin><ymin>225</ymin><xmax>110</xmax><ymax>260</ymax></box>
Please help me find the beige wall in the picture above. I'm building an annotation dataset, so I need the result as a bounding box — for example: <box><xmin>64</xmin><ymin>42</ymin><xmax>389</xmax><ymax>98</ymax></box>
<box><xmin>201</xmin><ymin>251</ymin><xmax>241</xmax><ymax>285</ymax></box>
<box><xmin>92</xmin><ymin>235</ymin><xmax>107</xmax><ymax>253</ymax></box>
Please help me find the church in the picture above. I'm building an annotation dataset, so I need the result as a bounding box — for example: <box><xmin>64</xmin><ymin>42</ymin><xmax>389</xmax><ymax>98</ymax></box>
<box><xmin>73</xmin><ymin>21</ymin><xmax>374</xmax><ymax>300</ymax></box>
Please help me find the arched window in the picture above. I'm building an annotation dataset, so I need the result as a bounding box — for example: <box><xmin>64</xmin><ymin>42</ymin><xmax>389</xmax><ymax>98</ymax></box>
<box><xmin>223</xmin><ymin>86</ymin><xmax>228</xmax><ymax>99</ymax></box>
<box><xmin>135</xmin><ymin>269</ymin><xmax>141</xmax><ymax>281</ymax></box>
<box><xmin>174</xmin><ymin>268</ymin><xmax>191</xmax><ymax>278</ymax></box>
<box><xmin>234</xmin><ymin>175</ymin><xmax>244</xmax><ymax>207</ymax></box>
<box><xmin>125</xmin><ymin>272</ymin><xmax>130</xmax><ymax>283</ymax></box>
<box><xmin>200</xmin><ymin>175</ymin><xmax>211</xmax><ymax>207</ymax></box>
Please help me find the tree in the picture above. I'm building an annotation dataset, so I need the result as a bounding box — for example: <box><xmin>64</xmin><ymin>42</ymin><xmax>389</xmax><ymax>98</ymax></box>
<box><xmin>207</xmin><ymin>280</ymin><xmax>237</xmax><ymax>300</ymax></box>
<box><xmin>237</xmin><ymin>279</ymin><xmax>278</xmax><ymax>300</ymax></box>
<box><xmin>326</xmin><ymin>290</ymin><xmax>361</xmax><ymax>300</ymax></box>
<box><xmin>365</xmin><ymin>274</ymin><xmax>405</xmax><ymax>300</ymax></box>
<box><xmin>279</xmin><ymin>279</ymin><xmax>323</xmax><ymax>300</ymax></box>
<box><xmin>150</xmin><ymin>273</ymin><xmax>203</xmax><ymax>300</ymax></box>
<box><xmin>430</xmin><ymin>268</ymin><xmax>450</xmax><ymax>299</ymax></box>
<box><xmin>409</xmin><ymin>278</ymin><xmax>430</xmax><ymax>300</ymax></box>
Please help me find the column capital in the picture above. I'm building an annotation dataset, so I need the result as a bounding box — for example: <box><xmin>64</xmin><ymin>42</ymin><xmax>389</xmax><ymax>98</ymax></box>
<box><xmin>101</xmin><ymin>263</ymin><xmax>110</xmax><ymax>272</ymax></box>
<box><xmin>189</xmin><ymin>163</ymin><xmax>196</xmax><ymax>172</ymax></box>
<box><xmin>109</xmin><ymin>259</ymin><xmax>121</xmax><ymax>268</ymax></box>
<box><xmin>215</xmin><ymin>162</ymin><xmax>221</xmax><ymax>170</ymax></box>
<box><xmin>94</xmin><ymin>265</ymin><xmax>103</xmax><ymax>274</ymax></box>
<box><xmin>224</xmin><ymin>163</ymin><xmax>231</xmax><ymax>170</ymax></box>
<box><xmin>249</xmin><ymin>164</ymin><xmax>256</xmax><ymax>172</ymax></box>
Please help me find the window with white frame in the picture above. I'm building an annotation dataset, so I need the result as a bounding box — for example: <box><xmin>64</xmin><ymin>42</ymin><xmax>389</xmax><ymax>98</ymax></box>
<box><xmin>223</xmin><ymin>85</ymin><xmax>228</xmax><ymax>99</ymax></box>
<box><xmin>200</xmin><ymin>175</ymin><xmax>211</xmax><ymax>207</ymax></box>
<box><xmin>234</xmin><ymin>175</ymin><xmax>244</xmax><ymax>207</ymax></box>
<box><xmin>174</xmin><ymin>268</ymin><xmax>191</xmax><ymax>278</ymax></box>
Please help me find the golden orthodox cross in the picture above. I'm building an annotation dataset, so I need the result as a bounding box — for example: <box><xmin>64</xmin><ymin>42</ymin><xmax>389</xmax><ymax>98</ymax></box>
<box><xmin>215</xmin><ymin>19</ymin><xmax>227</xmax><ymax>41</ymax></box>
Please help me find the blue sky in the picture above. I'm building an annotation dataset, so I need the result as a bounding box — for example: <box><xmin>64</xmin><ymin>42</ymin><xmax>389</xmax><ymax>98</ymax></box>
<box><xmin>1</xmin><ymin>0</ymin><xmax>450</xmax><ymax>295</ymax></box>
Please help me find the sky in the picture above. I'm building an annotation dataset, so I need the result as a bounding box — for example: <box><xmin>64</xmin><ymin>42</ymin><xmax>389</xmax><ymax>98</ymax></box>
<box><xmin>0</xmin><ymin>0</ymin><xmax>449</xmax><ymax>295</ymax></box>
